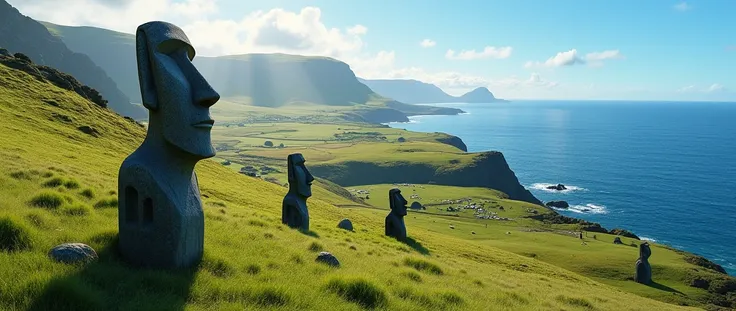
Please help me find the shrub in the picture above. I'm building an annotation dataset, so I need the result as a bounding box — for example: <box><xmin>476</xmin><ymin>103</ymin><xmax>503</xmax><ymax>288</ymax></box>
<box><xmin>80</xmin><ymin>188</ymin><xmax>96</xmax><ymax>199</ymax></box>
<box><xmin>13</xmin><ymin>52</ymin><xmax>32</xmax><ymax>63</ymax></box>
<box><xmin>93</xmin><ymin>197</ymin><xmax>118</xmax><ymax>209</ymax></box>
<box><xmin>30</xmin><ymin>191</ymin><xmax>65</xmax><ymax>209</ymax></box>
<box><xmin>264</xmin><ymin>140</ymin><xmax>273</xmax><ymax>147</ymax></box>
<box><xmin>246</xmin><ymin>264</ymin><xmax>261</xmax><ymax>275</ymax></box>
<box><xmin>62</xmin><ymin>203</ymin><xmax>92</xmax><ymax>216</ymax></box>
<box><xmin>43</xmin><ymin>177</ymin><xmax>65</xmax><ymax>188</ymax></box>
<box><xmin>0</xmin><ymin>216</ymin><xmax>33</xmax><ymax>252</ymax></box>
<box><xmin>403</xmin><ymin>257</ymin><xmax>444</xmax><ymax>275</ymax></box>
<box><xmin>325</xmin><ymin>277</ymin><xmax>388</xmax><ymax>309</ymax></box>
<box><xmin>401</xmin><ymin>270</ymin><xmax>423</xmax><ymax>282</ymax></box>
<box><xmin>63</xmin><ymin>179</ymin><xmax>80</xmax><ymax>189</ymax></box>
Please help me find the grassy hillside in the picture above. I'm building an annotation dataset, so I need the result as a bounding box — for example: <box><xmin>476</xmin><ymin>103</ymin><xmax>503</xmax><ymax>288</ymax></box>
<box><xmin>211</xmin><ymin>122</ymin><xmax>542</xmax><ymax>205</ymax></box>
<box><xmin>0</xmin><ymin>1</ymin><xmax>144</xmax><ymax>119</ymax></box>
<box><xmin>0</xmin><ymin>47</ymin><xmax>721</xmax><ymax>311</ymax></box>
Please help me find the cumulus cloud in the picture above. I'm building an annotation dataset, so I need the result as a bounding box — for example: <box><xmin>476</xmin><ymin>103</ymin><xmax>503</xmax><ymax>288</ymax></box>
<box><xmin>674</xmin><ymin>2</ymin><xmax>691</xmax><ymax>11</ymax></box>
<box><xmin>419</xmin><ymin>39</ymin><xmax>436</xmax><ymax>48</ymax></box>
<box><xmin>445</xmin><ymin>46</ymin><xmax>513</xmax><ymax>60</ymax></box>
<box><xmin>9</xmin><ymin>0</ymin><xmax>553</xmax><ymax>97</ymax></box>
<box><xmin>525</xmin><ymin>49</ymin><xmax>623</xmax><ymax>68</ymax></box>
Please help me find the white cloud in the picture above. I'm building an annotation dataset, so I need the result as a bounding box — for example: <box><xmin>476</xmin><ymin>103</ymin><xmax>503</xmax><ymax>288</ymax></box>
<box><xmin>674</xmin><ymin>2</ymin><xmax>692</xmax><ymax>11</ymax></box>
<box><xmin>677</xmin><ymin>84</ymin><xmax>727</xmax><ymax>93</ymax></box>
<box><xmin>445</xmin><ymin>46</ymin><xmax>513</xmax><ymax>60</ymax></box>
<box><xmin>707</xmin><ymin>83</ymin><xmax>725</xmax><ymax>92</ymax></box>
<box><xmin>525</xmin><ymin>49</ymin><xmax>623</xmax><ymax>68</ymax></box>
<box><xmin>420</xmin><ymin>39</ymin><xmax>436</xmax><ymax>48</ymax></box>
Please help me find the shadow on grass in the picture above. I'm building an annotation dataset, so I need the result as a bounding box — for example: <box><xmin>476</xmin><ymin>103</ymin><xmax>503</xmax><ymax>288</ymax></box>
<box><xmin>403</xmin><ymin>237</ymin><xmax>430</xmax><ymax>255</ymax></box>
<box><xmin>647</xmin><ymin>281</ymin><xmax>684</xmax><ymax>295</ymax></box>
<box><xmin>28</xmin><ymin>232</ymin><xmax>198</xmax><ymax>311</ymax></box>
<box><xmin>300</xmin><ymin>229</ymin><xmax>320</xmax><ymax>238</ymax></box>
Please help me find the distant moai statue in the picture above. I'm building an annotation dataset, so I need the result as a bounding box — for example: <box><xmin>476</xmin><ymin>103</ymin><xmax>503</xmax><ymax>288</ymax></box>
<box><xmin>635</xmin><ymin>242</ymin><xmax>653</xmax><ymax>284</ymax></box>
<box><xmin>117</xmin><ymin>21</ymin><xmax>220</xmax><ymax>269</ymax></box>
<box><xmin>282</xmin><ymin>153</ymin><xmax>314</xmax><ymax>231</ymax></box>
<box><xmin>385</xmin><ymin>188</ymin><xmax>408</xmax><ymax>241</ymax></box>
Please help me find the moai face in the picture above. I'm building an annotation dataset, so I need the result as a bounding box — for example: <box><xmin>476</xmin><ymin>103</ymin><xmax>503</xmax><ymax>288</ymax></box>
<box><xmin>136</xmin><ymin>21</ymin><xmax>220</xmax><ymax>159</ymax></box>
<box><xmin>389</xmin><ymin>188</ymin><xmax>408</xmax><ymax>216</ymax></box>
<box><xmin>640</xmin><ymin>242</ymin><xmax>651</xmax><ymax>260</ymax></box>
<box><xmin>288</xmin><ymin>153</ymin><xmax>314</xmax><ymax>198</ymax></box>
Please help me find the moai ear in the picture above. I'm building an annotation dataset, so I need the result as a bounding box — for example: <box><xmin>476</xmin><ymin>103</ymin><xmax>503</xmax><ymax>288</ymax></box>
<box><xmin>136</xmin><ymin>26</ymin><xmax>159</xmax><ymax>111</ymax></box>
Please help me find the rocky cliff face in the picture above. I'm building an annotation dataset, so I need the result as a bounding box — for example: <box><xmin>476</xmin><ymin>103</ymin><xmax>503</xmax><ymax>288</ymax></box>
<box><xmin>194</xmin><ymin>54</ymin><xmax>375</xmax><ymax>107</ymax></box>
<box><xmin>0</xmin><ymin>1</ymin><xmax>145</xmax><ymax>119</ymax></box>
<box><xmin>434</xmin><ymin>135</ymin><xmax>468</xmax><ymax>152</ymax></box>
<box><xmin>309</xmin><ymin>151</ymin><xmax>542</xmax><ymax>205</ymax></box>
<box><xmin>359</xmin><ymin>79</ymin><xmax>504</xmax><ymax>104</ymax></box>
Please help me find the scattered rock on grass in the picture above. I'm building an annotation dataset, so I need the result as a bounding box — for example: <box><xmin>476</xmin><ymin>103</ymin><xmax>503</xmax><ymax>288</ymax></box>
<box><xmin>316</xmin><ymin>251</ymin><xmax>340</xmax><ymax>267</ymax></box>
<box><xmin>49</xmin><ymin>243</ymin><xmax>97</xmax><ymax>264</ymax></box>
<box><xmin>337</xmin><ymin>219</ymin><xmax>353</xmax><ymax>231</ymax></box>
<box><xmin>613</xmin><ymin>237</ymin><xmax>623</xmax><ymax>244</ymax></box>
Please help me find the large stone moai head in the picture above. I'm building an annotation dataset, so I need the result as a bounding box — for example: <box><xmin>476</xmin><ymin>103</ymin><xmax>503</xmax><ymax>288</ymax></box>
<box><xmin>389</xmin><ymin>188</ymin><xmax>408</xmax><ymax>217</ymax></box>
<box><xmin>639</xmin><ymin>242</ymin><xmax>651</xmax><ymax>261</ymax></box>
<box><xmin>287</xmin><ymin>153</ymin><xmax>314</xmax><ymax>198</ymax></box>
<box><xmin>136</xmin><ymin>21</ymin><xmax>220</xmax><ymax>159</ymax></box>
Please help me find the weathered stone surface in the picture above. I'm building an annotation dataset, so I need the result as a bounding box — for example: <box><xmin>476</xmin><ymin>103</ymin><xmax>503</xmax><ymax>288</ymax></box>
<box><xmin>546</xmin><ymin>184</ymin><xmax>567</xmax><ymax>191</ymax></box>
<box><xmin>117</xmin><ymin>21</ymin><xmax>220</xmax><ymax>269</ymax></box>
<box><xmin>282</xmin><ymin>153</ymin><xmax>314</xmax><ymax>231</ymax></box>
<box><xmin>409</xmin><ymin>201</ymin><xmax>424</xmax><ymax>210</ymax></box>
<box><xmin>337</xmin><ymin>218</ymin><xmax>353</xmax><ymax>231</ymax></box>
<box><xmin>635</xmin><ymin>242</ymin><xmax>653</xmax><ymax>284</ymax></box>
<box><xmin>315</xmin><ymin>251</ymin><xmax>340</xmax><ymax>267</ymax></box>
<box><xmin>545</xmin><ymin>200</ymin><xmax>569</xmax><ymax>208</ymax></box>
<box><xmin>385</xmin><ymin>188</ymin><xmax>408</xmax><ymax>241</ymax></box>
<box><xmin>48</xmin><ymin>243</ymin><xmax>97</xmax><ymax>264</ymax></box>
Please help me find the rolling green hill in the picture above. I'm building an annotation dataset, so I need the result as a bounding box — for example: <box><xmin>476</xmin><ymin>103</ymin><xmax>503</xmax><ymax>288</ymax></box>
<box><xmin>39</xmin><ymin>22</ymin><xmax>464</xmax><ymax>122</ymax></box>
<box><xmin>3</xmin><ymin>39</ymin><xmax>733</xmax><ymax>311</ymax></box>
<box><xmin>0</xmin><ymin>0</ymin><xmax>145</xmax><ymax>119</ymax></box>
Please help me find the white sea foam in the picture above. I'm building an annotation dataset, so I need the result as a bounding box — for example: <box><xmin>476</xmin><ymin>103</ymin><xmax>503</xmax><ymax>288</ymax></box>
<box><xmin>552</xmin><ymin>203</ymin><xmax>607</xmax><ymax>214</ymax></box>
<box><xmin>530</xmin><ymin>183</ymin><xmax>587</xmax><ymax>193</ymax></box>
<box><xmin>640</xmin><ymin>236</ymin><xmax>657</xmax><ymax>242</ymax></box>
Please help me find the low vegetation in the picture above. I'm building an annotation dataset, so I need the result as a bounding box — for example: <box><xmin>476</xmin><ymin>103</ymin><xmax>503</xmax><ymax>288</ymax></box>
<box><xmin>1</xmin><ymin>56</ymin><xmax>733</xmax><ymax>310</ymax></box>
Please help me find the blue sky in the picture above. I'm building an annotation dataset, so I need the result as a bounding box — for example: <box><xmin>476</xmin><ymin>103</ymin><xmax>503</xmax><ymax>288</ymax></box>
<box><xmin>10</xmin><ymin>0</ymin><xmax>736</xmax><ymax>100</ymax></box>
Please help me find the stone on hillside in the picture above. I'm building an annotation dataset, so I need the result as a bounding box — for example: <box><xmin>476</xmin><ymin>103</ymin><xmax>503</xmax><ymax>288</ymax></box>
<box><xmin>613</xmin><ymin>237</ymin><xmax>623</xmax><ymax>244</ymax></box>
<box><xmin>410</xmin><ymin>201</ymin><xmax>425</xmax><ymax>210</ymax></box>
<box><xmin>48</xmin><ymin>243</ymin><xmax>98</xmax><ymax>264</ymax></box>
<box><xmin>337</xmin><ymin>218</ymin><xmax>353</xmax><ymax>231</ymax></box>
<box><xmin>315</xmin><ymin>251</ymin><xmax>340</xmax><ymax>267</ymax></box>
<box><xmin>545</xmin><ymin>201</ymin><xmax>570</xmax><ymax>208</ymax></box>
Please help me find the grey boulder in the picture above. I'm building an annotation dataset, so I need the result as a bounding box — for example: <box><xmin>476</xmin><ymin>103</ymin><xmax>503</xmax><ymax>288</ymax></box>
<box><xmin>316</xmin><ymin>251</ymin><xmax>340</xmax><ymax>267</ymax></box>
<box><xmin>49</xmin><ymin>243</ymin><xmax>98</xmax><ymax>264</ymax></box>
<box><xmin>337</xmin><ymin>218</ymin><xmax>353</xmax><ymax>231</ymax></box>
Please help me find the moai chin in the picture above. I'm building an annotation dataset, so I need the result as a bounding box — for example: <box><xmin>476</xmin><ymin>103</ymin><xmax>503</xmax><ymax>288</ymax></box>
<box><xmin>117</xmin><ymin>21</ymin><xmax>220</xmax><ymax>269</ymax></box>
<box><xmin>635</xmin><ymin>242</ymin><xmax>653</xmax><ymax>284</ymax></box>
<box><xmin>385</xmin><ymin>188</ymin><xmax>408</xmax><ymax>241</ymax></box>
<box><xmin>282</xmin><ymin>153</ymin><xmax>314</xmax><ymax>231</ymax></box>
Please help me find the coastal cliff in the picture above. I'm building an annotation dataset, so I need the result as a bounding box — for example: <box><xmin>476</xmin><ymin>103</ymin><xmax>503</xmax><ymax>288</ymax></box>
<box><xmin>309</xmin><ymin>151</ymin><xmax>542</xmax><ymax>205</ymax></box>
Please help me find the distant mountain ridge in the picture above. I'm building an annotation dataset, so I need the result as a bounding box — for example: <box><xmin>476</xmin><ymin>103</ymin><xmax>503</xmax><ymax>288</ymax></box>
<box><xmin>0</xmin><ymin>0</ymin><xmax>146</xmax><ymax>119</ymax></box>
<box><xmin>358</xmin><ymin>78</ymin><xmax>506</xmax><ymax>104</ymax></box>
<box><xmin>38</xmin><ymin>21</ymin><xmax>466</xmax><ymax>122</ymax></box>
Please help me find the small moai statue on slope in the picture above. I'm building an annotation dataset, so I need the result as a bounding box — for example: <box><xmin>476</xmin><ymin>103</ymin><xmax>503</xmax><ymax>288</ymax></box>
<box><xmin>385</xmin><ymin>188</ymin><xmax>408</xmax><ymax>241</ymax></box>
<box><xmin>282</xmin><ymin>153</ymin><xmax>314</xmax><ymax>231</ymax></box>
<box><xmin>635</xmin><ymin>242</ymin><xmax>653</xmax><ymax>284</ymax></box>
<box><xmin>117</xmin><ymin>21</ymin><xmax>220</xmax><ymax>269</ymax></box>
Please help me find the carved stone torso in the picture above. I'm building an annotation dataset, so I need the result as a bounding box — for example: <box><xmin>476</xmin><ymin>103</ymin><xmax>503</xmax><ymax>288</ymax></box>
<box><xmin>385</xmin><ymin>212</ymin><xmax>407</xmax><ymax>241</ymax></box>
<box><xmin>117</xmin><ymin>157</ymin><xmax>204</xmax><ymax>269</ymax></box>
<box><xmin>282</xmin><ymin>193</ymin><xmax>309</xmax><ymax>231</ymax></box>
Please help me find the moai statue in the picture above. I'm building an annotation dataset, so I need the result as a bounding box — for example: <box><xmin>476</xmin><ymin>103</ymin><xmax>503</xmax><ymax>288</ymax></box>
<box><xmin>117</xmin><ymin>21</ymin><xmax>220</xmax><ymax>269</ymax></box>
<box><xmin>385</xmin><ymin>188</ymin><xmax>408</xmax><ymax>241</ymax></box>
<box><xmin>282</xmin><ymin>153</ymin><xmax>314</xmax><ymax>231</ymax></box>
<box><xmin>635</xmin><ymin>242</ymin><xmax>653</xmax><ymax>284</ymax></box>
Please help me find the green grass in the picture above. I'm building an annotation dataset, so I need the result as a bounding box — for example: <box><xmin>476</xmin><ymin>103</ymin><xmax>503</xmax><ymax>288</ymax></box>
<box><xmin>0</xmin><ymin>61</ymin><xmax>721</xmax><ymax>310</ymax></box>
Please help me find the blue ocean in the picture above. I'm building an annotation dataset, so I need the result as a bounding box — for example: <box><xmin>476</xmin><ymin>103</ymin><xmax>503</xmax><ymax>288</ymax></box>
<box><xmin>388</xmin><ymin>100</ymin><xmax>736</xmax><ymax>275</ymax></box>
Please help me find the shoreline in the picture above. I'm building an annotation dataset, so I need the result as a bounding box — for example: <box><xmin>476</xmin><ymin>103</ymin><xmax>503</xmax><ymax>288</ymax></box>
<box><xmin>384</xmin><ymin>110</ymin><xmax>735</xmax><ymax>277</ymax></box>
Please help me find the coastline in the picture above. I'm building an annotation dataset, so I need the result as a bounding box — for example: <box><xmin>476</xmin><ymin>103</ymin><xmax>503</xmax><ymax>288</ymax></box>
<box><xmin>385</xmin><ymin>107</ymin><xmax>735</xmax><ymax>277</ymax></box>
